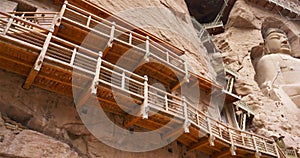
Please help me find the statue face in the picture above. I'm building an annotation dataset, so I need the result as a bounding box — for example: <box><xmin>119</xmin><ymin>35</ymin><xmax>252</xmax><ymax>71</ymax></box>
<box><xmin>264</xmin><ymin>31</ymin><xmax>291</xmax><ymax>55</ymax></box>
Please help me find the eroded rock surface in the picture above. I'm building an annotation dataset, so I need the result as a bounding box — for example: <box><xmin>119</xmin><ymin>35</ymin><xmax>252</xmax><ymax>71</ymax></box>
<box><xmin>213</xmin><ymin>0</ymin><xmax>300</xmax><ymax>153</ymax></box>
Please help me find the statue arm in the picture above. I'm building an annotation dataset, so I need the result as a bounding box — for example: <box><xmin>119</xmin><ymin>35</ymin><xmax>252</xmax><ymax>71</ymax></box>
<box><xmin>255</xmin><ymin>55</ymin><xmax>282</xmax><ymax>99</ymax></box>
<box><xmin>256</xmin><ymin>55</ymin><xmax>280</xmax><ymax>88</ymax></box>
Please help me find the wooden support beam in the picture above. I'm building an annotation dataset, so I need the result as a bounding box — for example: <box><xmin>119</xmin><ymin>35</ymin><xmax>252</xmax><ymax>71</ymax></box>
<box><xmin>23</xmin><ymin>31</ymin><xmax>53</xmax><ymax>89</ymax></box>
<box><xmin>209</xmin><ymin>144</ymin><xmax>223</xmax><ymax>152</ymax></box>
<box><xmin>274</xmin><ymin>142</ymin><xmax>280</xmax><ymax>158</ymax></box>
<box><xmin>209</xmin><ymin>134</ymin><xmax>216</xmax><ymax>146</ymax></box>
<box><xmin>76</xmin><ymin>52</ymin><xmax>102</xmax><ymax>108</ymax></box>
<box><xmin>255</xmin><ymin>152</ymin><xmax>261</xmax><ymax>158</ymax></box>
<box><xmin>161</xmin><ymin>123</ymin><xmax>184</xmax><ymax>141</ymax></box>
<box><xmin>189</xmin><ymin>79</ymin><xmax>198</xmax><ymax>89</ymax></box>
<box><xmin>76</xmin><ymin>85</ymin><xmax>92</xmax><ymax>108</ymax></box>
<box><xmin>125</xmin><ymin>116</ymin><xmax>141</xmax><ymax>128</ymax></box>
<box><xmin>53</xmin><ymin>1</ymin><xmax>68</xmax><ymax>35</ymax></box>
<box><xmin>171</xmin><ymin>78</ymin><xmax>187</xmax><ymax>92</ymax></box>
<box><xmin>230</xmin><ymin>145</ymin><xmax>237</xmax><ymax>156</ymax></box>
<box><xmin>187</xmin><ymin>138</ymin><xmax>210</xmax><ymax>152</ymax></box>
<box><xmin>2</xmin><ymin>17</ymin><xmax>13</xmax><ymax>35</ymax></box>
<box><xmin>133</xmin><ymin>55</ymin><xmax>146</xmax><ymax>70</ymax></box>
<box><xmin>211</xmin><ymin>148</ymin><xmax>231</xmax><ymax>158</ymax></box>
<box><xmin>257</xmin><ymin>0</ymin><xmax>267</xmax><ymax>6</ymax></box>
<box><xmin>133</xmin><ymin>60</ymin><xmax>179</xmax><ymax>85</ymax></box>
<box><xmin>136</xmin><ymin>118</ymin><xmax>173</xmax><ymax>130</ymax></box>
<box><xmin>248</xmin><ymin>152</ymin><xmax>261</xmax><ymax>158</ymax></box>
<box><xmin>262</xmin><ymin>1</ymin><xmax>269</xmax><ymax>8</ymax></box>
<box><xmin>102</xmin><ymin>41</ymin><xmax>112</xmax><ymax>58</ymax></box>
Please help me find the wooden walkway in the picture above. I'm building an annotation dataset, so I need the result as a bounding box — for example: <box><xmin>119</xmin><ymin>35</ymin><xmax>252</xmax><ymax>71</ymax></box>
<box><xmin>203</xmin><ymin>0</ymin><xmax>237</xmax><ymax>35</ymax></box>
<box><xmin>247</xmin><ymin>0</ymin><xmax>300</xmax><ymax>18</ymax></box>
<box><xmin>0</xmin><ymin>0</ymin><xmax>280</xmax><ymax>157</ymax></box>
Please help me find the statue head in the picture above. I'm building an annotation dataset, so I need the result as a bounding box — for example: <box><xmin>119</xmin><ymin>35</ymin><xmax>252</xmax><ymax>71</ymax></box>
<box><xmin>263</xmin><ymin>28</ymin><xmax>291</xmax><ymax>55</ymax></box>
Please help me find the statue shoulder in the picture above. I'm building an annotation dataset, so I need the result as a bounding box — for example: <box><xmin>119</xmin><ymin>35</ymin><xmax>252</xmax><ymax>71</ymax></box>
<box><xmin>258</xmin><ymin>54</ymin><xmax>283</xmax><ymax>62</ymax></box>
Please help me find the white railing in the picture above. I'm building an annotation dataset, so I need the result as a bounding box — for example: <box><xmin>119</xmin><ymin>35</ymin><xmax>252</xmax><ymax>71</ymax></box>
<box><xmin>9</xmin><ymin>12</ymin><xmax>58</xmax><ymax>29</ymax></box>
<box><xmin>0</xmin><ymin>9</ymin><xmax>279</xmax><ymax>158</ymax></box>
<box><xmin>61</xmin><ymin>2</ymin><xmax>187</xmax><ymax>74</ymax></box>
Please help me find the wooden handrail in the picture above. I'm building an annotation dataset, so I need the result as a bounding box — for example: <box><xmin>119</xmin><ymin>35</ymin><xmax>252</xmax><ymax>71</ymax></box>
<box><xmin>0</xmin><ymin>7</ymin><xmax>279</xmax><ymax>157</ymax></box>
<box><xmin>0</xmin><ymin>12</ymin><xmax>50</xmax><ymax>32</ymax></box>
<box><xmin>9</xmin><ymin>12</ymin><xmax>58</xmax><ymax>14</ymax></box>
<box><xmin>64</xmin><ymin>3</ymin><xmax>186</xmax><ymax>69</ymax></box>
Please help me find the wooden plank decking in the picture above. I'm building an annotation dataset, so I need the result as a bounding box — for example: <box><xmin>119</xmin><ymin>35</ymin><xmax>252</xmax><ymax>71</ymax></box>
<box><xmin>0</xmin><ymin>1</ymin><xmax>280</xmax><ymax>157</ymax></box>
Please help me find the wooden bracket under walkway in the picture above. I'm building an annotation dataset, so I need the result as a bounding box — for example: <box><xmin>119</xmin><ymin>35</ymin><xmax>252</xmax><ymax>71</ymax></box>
<box><xmin>23</xmin><ymin>31</ymin><xmax>53</xmax><ymax>89</ymax></box>
<box><xmin>76</xmin><ymin>52</ymin><xmax>103</xmax><ymax>108</ymax></box>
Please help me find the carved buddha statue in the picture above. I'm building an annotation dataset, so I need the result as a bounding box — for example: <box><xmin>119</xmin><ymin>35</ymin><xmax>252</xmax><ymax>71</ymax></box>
<box><xmin>254</xmin><ymin>28</ymin><xmax>300</xmax><ymax>107</ymax></box>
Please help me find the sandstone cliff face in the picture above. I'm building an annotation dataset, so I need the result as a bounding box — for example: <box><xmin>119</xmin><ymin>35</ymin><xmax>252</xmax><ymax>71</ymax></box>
<box><xmin>213</xmin><ymin>0</ymin><xmax>300</xmax><ymax>152</ymax></box>
<box><xmin>0</xmin><ymin>0</ymin><xmax>211</xmax><ymax>157</ymax></box>
<box><xmin>0</xmin><ymin>69</ymin><xmax>207</xmax><ymax>158</ymax></box>
<box><xmin>0</xmin><ymin>113</ymin><xmax>78</xmax><ymax>157</ymax></box>
<box><xmin>91</xmin><ymin>0</ymin><xmax>215</xmax><ymax>79</ymax></box>
<box><xmin>1</xmin><ymin>0</ymin><xmax>300</xmax><ymax>157</ymax></box>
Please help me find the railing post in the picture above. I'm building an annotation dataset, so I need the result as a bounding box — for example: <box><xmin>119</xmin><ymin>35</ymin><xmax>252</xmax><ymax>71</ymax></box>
<box><xmin>165</xmin><ymin>94</ymin><xmax>168</xmax><ymax>111</ymax></box>
<box><xmin>252</xmin><ymin>135</ymin><xmax>261</xmax><ymax>158</ymax></box>
<box><xmin>182</xmin><ymin>96</ymin><xmax>190</xmax><ymax>133</ymax></box>
<box><xmin>207</xmin><ymin>117</ymin><xmax>212</xmax><ymax>134</ymax></box>
<box><xmin>91</xmin><ymin>51</ymin><xmax>103</xmax><ymax>94</ymax></box>
<box><xmin>274</xmin><ymin>141</ymin><xmax>280</xmax><ymax>157</ymax></box>
<box><xmin>108</xmin><ymin>22</ymin><xmax>115</xmax><ymax>47</ymax></box>
<box><xmin>242</xmin><ymin>134</ymin><xmax>246</xmax><ymax>146</ymax></box>
<box><xmin>70</xmin><ymin>47</ymin><xmax>77</xmax><ymax>66</ymax></box>
<box><xmin>166</xmin><ymin>51</ymin><xmax>170</xmax><ymax>63</ymax></box>
<box><xmin>129</xmin><ymin>32</ymin><xmax>132</xmax><ymax>45</ymax></box>
<box><xmin>58</xmin><ymin>1</ymin><xmax>68</xmax><ymax>19</ymax></box>
<box><xmin>263</xmin><ymin>138</ymin><xmax>268</xmax><ymax>153</ymax></box>
<box><xmin>242</xmin><ymin>113</ymin><xmax>247</xmax><ymax>131</ymax></box>
<box><xmin>142</xmin><ymin>75</ymin><xmax>149</xmax><ymax>119</ymax></box>
<box><xmin>196</xmin><ymin>113</ymin><xmax>200</xmax><ymax>125</ymax></box>
<box><xmin>207</xmin><ymin>117</ymin><xmax>215</xmax><ymax>146</ymax></box>
<box><xmin>184</xmin><ymin>60</ymin><xmax>189</xmax><ymax>83</ymax></box>
<box><xmin>121</xmin><ymin>71</ymin><xmax>126</xmax><ymax>89</ymax></box>
<box><xmin>2</xmin><ymin>16</ymin><xmax>14</xmax><ymax>35</ymax></box>
<box><xmin>144</xmin><ymin>36</ymin><xmax>150</xmax><ymax>62</ymax></box>
<box><xmin>227</xmin><ymin>77</ymin><xmax>234</xmax><ymax>93</ymax></box>
<box><xmin>229</xmin><ymin>129</ymin><xmax>236</xmax><ymax>156</ymax></box>
<box><xmin>86</xmin><ymin>15</ymin><xmax>92</xmax><ymax>27</ymax></box>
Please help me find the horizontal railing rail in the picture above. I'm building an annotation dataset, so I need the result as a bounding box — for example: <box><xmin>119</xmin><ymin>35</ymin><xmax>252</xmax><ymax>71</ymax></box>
<box><xmin>0</xmin><ymin>8</ymin><xmax>278</xmax><ymax>158</ymax></box>
<box><xmin>0</xmin><ymin>12</ymin><xmax>52</xmax><ymax>32</ymax></box>
<box><xmin>285</xmin><ymin>148</ymin><xmax>298</xmax><ymax>158</ymax></box>
<box><xmin>9</xmin><ymin>12</ymin><xmax>58</xmax><ymax>28</ymax></box>
<box><xmin>61</xmin><ymin>2</ymin><xmax>186</xmax><ymax>74</ymax></box>
<box><xmin>0</xmin><ymin>12</ymin><xmax>49</xmax><ymax>50</ymax></box>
